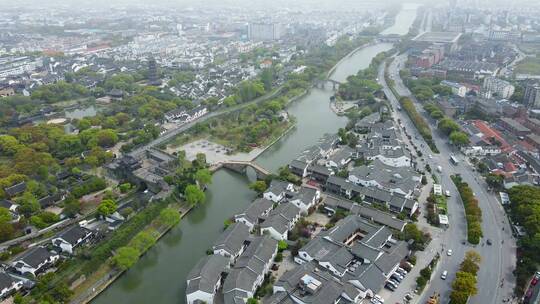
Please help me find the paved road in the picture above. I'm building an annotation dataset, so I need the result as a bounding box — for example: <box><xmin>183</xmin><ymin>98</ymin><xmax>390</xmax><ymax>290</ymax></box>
<box><xmin>380</xmin><ymin>55</ymin><xmax>517</xmax><ymax>304</ymax></box>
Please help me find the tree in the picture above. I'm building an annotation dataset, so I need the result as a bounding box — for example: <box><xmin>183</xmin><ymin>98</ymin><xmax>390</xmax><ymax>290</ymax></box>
<box><xmin>0</xmin><ymin>220</ymin><xmax>14</xmax><ymax>242</ymax></box>
<box><xmin>449</xmin><ymin>131</ymin><xmax>470</xmax><ymax>146</ymax></box>
<box><xmin>194</xmin><ymin>169</ymin><xmax>212</xmax><ymax>188</ymax></box>
<box><xmin>97</xmin><ymin>199</ymin><xmax>117</xmax><ymax>217</ymax></box>
<box><xmin>449</xmin><ymin>290</ymin><xmax>470</xmax><ymax>304</ymax></box>
<box><xmin>95</xmin><ymin>129</ymin><xmax>118</xmax><ymax>147</ymax></box>
<box><xmin>192</xmin><ymin>153</ymin><xmax>207</xmax><ymax>169</ymax></box>
<box><xmin>452</xmin><ymin>271</ymin><xmax>478</xmax><ymax>296</ymax></box>
<box><xmin>63</xmin><ymin>197</ymin><xmax>81</xmax><ymax>217</ymax></box>
<box><xmin>118</xmin><ymin>183</ymin><xmax>132</xmax><ymax>193</ymax></box>
<box><xmin>0</xmin><ymin>135</ymin><xmax>21</xmax><ymax>156</ymax></box>
<box><xmin>278</xmin><ymin>240</ymin><xmax>288</xmax><ymax>251</ymax></box>
<box><xmin>0</xmin><ymin>207</ymin><xmax>11</xmax><ymax>223</ymax></box>
<box><xmin>260</xmin><ymin>68</ymin><xmax>274</xmax><ymax>91</ymax></box>
<box><xmin>486</xmin><ymin>173</ymin><xmax>504</xmax><ymax>190</ymax></box>
<box><xmin>159</xmin><ymin>208</ymin><xmax>181</xmax><ymax>226</ymax></box>
<box><xmin>184</xmin><ymin>184</ymin><xmax>205</xmax><ymax>206</ymax></box>
<box><xmin>132</xmin><ymin>231</ymin><xmax>156</xmax><ymax>252</ymax></box>
<box><xmin>113</xmin><ymin>246</ymin><xmax>140</xmax><ymax>270</ymax></box>
<box><xmin>247</xmin><ymin>298</ymin><xmax>259</xmax><ymax>304</ymax></box>
<box><xmin>249</xmin><ymin>181</ymin><xmax>267</xmax><ymax>194</ymax></box>
<box><xmin>17</xmin><ymin>191</ymin><xmax>40</xmax><ymax>217</ymax></box>
<box><xmin>438</xmin><ymin>118</ymin><xmax>460</xmax><ymax>135</ymax></box>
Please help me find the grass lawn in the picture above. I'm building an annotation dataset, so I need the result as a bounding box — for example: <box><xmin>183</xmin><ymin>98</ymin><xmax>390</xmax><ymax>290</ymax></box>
<box><xmin>515</xmin><ymin>56</ymin><xmax>540</xmax><ymax>75</ymax></box>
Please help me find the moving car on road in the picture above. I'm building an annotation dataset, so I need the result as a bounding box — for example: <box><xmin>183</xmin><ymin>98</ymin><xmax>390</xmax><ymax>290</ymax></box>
<box><xmin>447</xmin><ymin>249</ymin><xmax>453</xmax><ymax>256</ymax></box>
<box><xmin>441</xmin><ymin>270</ymin><xmax>448</xmax><ymax>280</ymax></box>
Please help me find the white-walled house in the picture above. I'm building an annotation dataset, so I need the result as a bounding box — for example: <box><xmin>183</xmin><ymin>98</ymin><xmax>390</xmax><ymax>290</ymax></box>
<box><xmin>263</xmin><ymin>180</ymin><xmax>295</xmax><ymax>202</ymax></box>
<box><xmin>222</xmin><ymin>236</ymin><xmax>278</xmax><ymax>304</ymax></box>
<box><xmin>186</xmin><ymin>255</ymin><xmax>229</xmax><ymax>304</ymax></box>
<box><xmin>289</xmin><ymin>187</ymin><xmax>320</xmax><ymax>213</ymax></box>
<box><xmin>52</xmin><ymin>225</ymin><xmax>93</xmax><ymax>254</ymax></box>
<box><xmin>212</xmin><ymin>222</ymin><xmax>250</xmax><ymax>263</ymax></box>
<box><xmin>260</xmin><ymin>203</ymin><xmax>301</xmax><ymax>241</ymax></box>
<box><xmin>12</xmin><ymin>247</ymin><xmax>59</xmax><ymax>276</ymax></box>
<box><xmin>234</xmin><ymin>198</ymin><xmax>274</xmax><ymax>231</ymax></box>
<box><xmin>0</xmin><ymin>272</ymin><xmax>23</xmax><ymax>299</ymax></box>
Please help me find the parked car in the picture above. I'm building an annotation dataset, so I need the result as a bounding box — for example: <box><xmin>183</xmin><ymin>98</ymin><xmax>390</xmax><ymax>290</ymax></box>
<box><xmin>486</xmin><ymin>239</ymin><xmax>492</xmax><ymax>246</ymax></box>
<box><xmin>385</xmin><ymin>283</ymin><xmax>396</xmax><ymax>291</ymax></box>
<box><xmin>532</xmin><ymin>277</ymin><xmax>538</xmax><ymax>286</ymax></box>
<box><xmin>397</xmin><ymin>267</ymin><xmax>408</xmax><ymax>275</ymax></box>
<box><xmin>404</xmin><ymin>293</ymin><xmax>413</xmax><ymax>301</ymax></box>
<box><xmin>391</xmin><ymin>273</ymin><xmax>403</xmax><ymax>282</ymax></box>
<box><xmin>387</xmin><ymin>280</ymin><xmax>398</xmax><ymax>288</ymax></box>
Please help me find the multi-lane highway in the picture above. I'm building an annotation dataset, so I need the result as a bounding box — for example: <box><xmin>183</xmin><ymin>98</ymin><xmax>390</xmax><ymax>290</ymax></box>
<box><xmin>379</xmin><ymin>54</ymin><xmax>517</xmax><ymax>303</ymax></box>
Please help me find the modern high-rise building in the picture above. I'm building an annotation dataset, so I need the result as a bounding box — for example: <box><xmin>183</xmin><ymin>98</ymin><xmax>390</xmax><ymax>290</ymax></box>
<box><xmin>524</xmin><ymin>83</ymin><xmax>540</xmax><ymax>109</ymax></box>
<box><xmin>248</xmin><ymin>23</ymin><xmax>281</xmax><ymax>41</ymax></box>
<box><xmin>482</xmin><ymin>76</ymin><xmax>515</xmax><ymax>99</ymax></box>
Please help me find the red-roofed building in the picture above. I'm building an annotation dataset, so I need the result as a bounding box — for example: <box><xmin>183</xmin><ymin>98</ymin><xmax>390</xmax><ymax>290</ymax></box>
<box><xmin>471</xmin><ymin>120</ymin><xmax>512</xmax><ymax>153</ymax></box>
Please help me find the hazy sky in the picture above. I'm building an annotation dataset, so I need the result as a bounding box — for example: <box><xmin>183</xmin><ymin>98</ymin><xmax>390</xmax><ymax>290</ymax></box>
<box><xmin>0</xmin><ymin>0</ymin><xmax>537</xmax><ymax>10</ymax></box>
<box><xmin>0</xmin><ymin>0</ymin><xmax>401</xmax><ymax>10</ymax></box>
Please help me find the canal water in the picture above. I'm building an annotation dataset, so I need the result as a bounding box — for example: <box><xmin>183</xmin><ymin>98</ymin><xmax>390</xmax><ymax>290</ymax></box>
<box><xmin>380</xmin><ymin>3</ymin><xmax>420</xmax><ymax>36</ymax></box>
<box><xmin>92</xmin><ymin>6</ymin><xmax>417</xmax><ymax>304</ymax></box>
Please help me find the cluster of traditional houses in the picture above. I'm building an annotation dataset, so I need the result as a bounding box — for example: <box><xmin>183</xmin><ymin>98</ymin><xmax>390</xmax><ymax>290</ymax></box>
<box><xmin>289</xmin><ymin>113</ymin><xmax>421</xmax><ymax>217</ymax></box>
<box><xmin>0</xmin><ymin>225</ymin><xmax>93</xmax><ymax>299</ymax></box>
<box><xmin>269</xmin><ymin>214</ymin><xmax>410</xmax><ymax>303</ymax></box>
<box><xmin>185</xmin><ymin>181</ymin><xmax>320</xmax><ymax>304</ymax></box>
<box><xmin>185</xmin><ymin>151</ymin><xmax>418</xmax><ymax>304</ymax></box>
<box><xmin>185</xmin><ymin>186</ymin><xmax>411</xmax><ymax>304</ymax></box>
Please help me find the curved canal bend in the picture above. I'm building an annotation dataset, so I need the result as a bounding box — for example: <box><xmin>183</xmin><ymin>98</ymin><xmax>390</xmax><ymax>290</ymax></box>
<box><xmin>92</xmin><ymin>7</ymin><xmax>416</xmax><ymax>304</ymax></box>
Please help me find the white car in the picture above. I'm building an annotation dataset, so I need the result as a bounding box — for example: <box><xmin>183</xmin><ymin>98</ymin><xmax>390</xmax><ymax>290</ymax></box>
<box><xmin>441</xmin><ymin>270</ymin><xmax>448</xmax><ymax>280</ymax></box>
<box><xmin>445</xmin><ymin>190</ymin><xmax>451</xmax><ymax>197</ymax></box>
<box><xmin>428</xmin><ymin>154</ymin><xmax>433</xmax><ymax>159</ymax></box>
<box><xmin>447</xmin><ymin>249</ymin><xmax>453</xmax><ymax>256</ymax></box>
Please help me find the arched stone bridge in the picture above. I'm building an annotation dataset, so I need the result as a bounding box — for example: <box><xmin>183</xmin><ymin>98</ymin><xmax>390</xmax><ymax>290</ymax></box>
<box><xmin>211</xmin><ymin>161</ymin><xmax>270</xmax><ymax>180</ymax></box>
<box><xmin>314</xmin><ymin>79</ymin><xmax>341</xmax><ymax>91</ymax></box>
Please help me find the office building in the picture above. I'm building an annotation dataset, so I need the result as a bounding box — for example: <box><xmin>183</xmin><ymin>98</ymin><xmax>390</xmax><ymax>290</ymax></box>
<box><xmin>524</xmin><ymin>83</ymin><xmax>540</xmax><ymax>109</ymax></box>
<box><xmin>248</xmin><ymin>23</ymin><xmax>281</xmax><ymax>41</ymax></box>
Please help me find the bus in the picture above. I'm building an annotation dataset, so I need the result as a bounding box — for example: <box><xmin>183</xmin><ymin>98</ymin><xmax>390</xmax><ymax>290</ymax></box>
<box><xmin>450</xmin><ymin>155</ymin><xmax>459</xmax><ymax>165</ymax></box>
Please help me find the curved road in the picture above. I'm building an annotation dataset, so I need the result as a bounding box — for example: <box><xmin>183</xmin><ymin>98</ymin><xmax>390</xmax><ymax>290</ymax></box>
<box><xmin>380</xmin><ymin>54</ymin><xmax>516</xmax><ymax>304</ymax></box>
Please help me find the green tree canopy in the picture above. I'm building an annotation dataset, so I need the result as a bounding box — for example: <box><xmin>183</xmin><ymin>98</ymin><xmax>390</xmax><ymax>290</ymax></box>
<box><xmin>159</xmin><ymin>208</ymin><xmax>181</xmax><ymax>226</ymax></box>
<box><xmin>249</xmin><ymin>181</ymin><xmax>267</xmax><ymax>194</ymax></box>
<box><xmin>184</xmin><ymin>184</ymin><xmax>205</xmax><ymax>206</ymax></box>
<box><xmin>113</xmin><ymin>246</ymin><xmax>140</xmax><ymax>270</ymax></box>
<box><xmin>97</xmin><ymin>199</ymin><xmax>117</xmax><ymax>217</ymax></box>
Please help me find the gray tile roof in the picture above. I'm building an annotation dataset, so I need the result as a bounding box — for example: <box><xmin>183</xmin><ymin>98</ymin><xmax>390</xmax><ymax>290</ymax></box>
<box><xmin>266</xmin><ymin>180</ymin><xmax>292</xmax><ymax>196</ymax></box>
<box><xmin>261</xmin><ymin>203</ymin><xmax>301</xmax><ymax>234</ymax></box>
<box><xmin>234</xmin><ymin>198</ymin><xmax>274</xmax><ymax>225</ymax></box>
<box><xmin>55</xmin><ymin>225</ymin><xmax>91</xmax><ymax>246</ymax></box>
<box><xmin>274</xmin><ymin>262</ymin><xmax>361</xmax><ymax>304</ymax></box>
<box><xmin>213</xmin><ymin>222</ymin><xmax>250</xmax><ymax>255</ymax></box>
<box><xmin>0</xmin><ymin>272</ymin><xmax>16</xmax><ymax>291</ymax></box>
<box><xmin>300</xmin><ymin>237</ymin><xmax>342</xmax><ymax>261</ymax></box>
<box><xmin>349</xmin><ymin>159</ymin><xmax>420</xmax><ymax>194</ymax></box>
<box><xmin>186</xmin><ymin>255</ymin><xmax>229</xmax><ymax>294</ymax></box>
<box><xmin>290</xmin><ymin>187</ymin><xmax>317</xmax><ymax>205</ymax></box>
<box><xmin>14</xmin><ymin>247</ymin><xmax>54</xmax><ymax>269</ymax></box>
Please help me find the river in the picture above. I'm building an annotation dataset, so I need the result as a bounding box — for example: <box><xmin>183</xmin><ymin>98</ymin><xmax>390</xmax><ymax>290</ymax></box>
<box><xmin>92</xmin><ymin>6</ymin><xmax>417</xmax><ymax>304</ymax></box>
